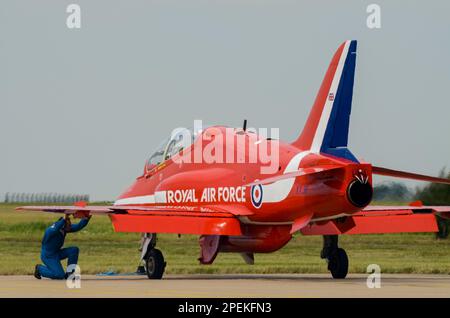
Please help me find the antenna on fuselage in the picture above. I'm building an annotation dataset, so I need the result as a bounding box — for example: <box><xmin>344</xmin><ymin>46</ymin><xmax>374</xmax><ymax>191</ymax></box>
<box><xmin>243</xmin><ymin>119</ymin><xmax>247</xmax><ymax>132</ymax></box>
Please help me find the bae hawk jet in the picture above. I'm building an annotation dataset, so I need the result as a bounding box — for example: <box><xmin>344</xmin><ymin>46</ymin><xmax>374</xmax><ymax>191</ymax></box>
<box><xmin>18</xmin><ymin>40</ymin><xmax>450</xmax><ymax>279</ymax></box>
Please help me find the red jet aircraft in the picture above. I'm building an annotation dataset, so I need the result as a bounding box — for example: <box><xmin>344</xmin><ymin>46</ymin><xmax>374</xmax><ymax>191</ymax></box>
<box><xmin>18</xmin><ymin>40</ymin><xmax>450</xmax><ymax>279</ymax></box>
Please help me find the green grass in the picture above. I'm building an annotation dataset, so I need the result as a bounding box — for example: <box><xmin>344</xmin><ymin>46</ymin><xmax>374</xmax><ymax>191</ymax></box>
<box><xmin>1</xmin><ymin>203</ymin><xmax>449</xmax><ymax>275</ymax></box>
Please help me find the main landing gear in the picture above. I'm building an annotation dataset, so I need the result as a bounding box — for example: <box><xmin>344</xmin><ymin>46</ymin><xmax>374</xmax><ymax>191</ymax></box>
<box><xmin>320</xmin><ymin>235</ymin><xmax>348</xmax><ymax>279</ymax></box>
<box><xmin>140</xmin><ymin>233</ymin><xmax>166</xmax><ymax>279</ymax></box>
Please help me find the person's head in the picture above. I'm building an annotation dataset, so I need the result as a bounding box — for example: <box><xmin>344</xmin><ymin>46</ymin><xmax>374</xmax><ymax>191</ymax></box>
<box><xmin>64</xmin><ymin>214</ymin><xmax>72</xmax><ymax>232</ymax></box>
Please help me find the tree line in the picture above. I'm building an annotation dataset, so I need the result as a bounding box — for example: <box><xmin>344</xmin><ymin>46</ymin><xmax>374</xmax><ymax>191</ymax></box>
<box><xmin>4</xmin><ymin>193</ymin><xmax>89</xmax><ymax>204</ymax></box>
<box><xmin>373</xmin><ymin>170</ymin><xmax>450</xmax><ymax>239</ymax></box>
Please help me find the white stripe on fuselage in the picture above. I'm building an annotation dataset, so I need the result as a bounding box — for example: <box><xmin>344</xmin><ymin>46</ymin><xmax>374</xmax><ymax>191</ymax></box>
<box><xmin>310</xmin><ymin>40</ymin><xmax>350</xmax><ymax>153</ymax></box>
<box><xmin>114</xmin><ymin>195</ymin><xmax>155</xmax><ymax>205</ymax></box>
<box><xmin>261</xmin><ymin>150</ymin><xmax>310</xmax><ymax>203</ymax></box>
<box><xmin>113</xmin><ymin>191</ymin><xmax>167</xmax><ymax>205</ymax></box>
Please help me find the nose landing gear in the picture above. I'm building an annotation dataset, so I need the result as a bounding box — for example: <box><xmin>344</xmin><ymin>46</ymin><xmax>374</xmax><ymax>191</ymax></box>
<box><xmin>139</xmin><ymin>233</ymin><xmax>167</xmax><ymax>279</ymax></box>
<box><xmin>145</xmin><ymin>248</ymin><xmax>166</xmax><ymax>279</ymax></box>
<box><xmin>320</xmin><ymin>235</ymin><xmax>348</xmax><ymax>279</ymax></box>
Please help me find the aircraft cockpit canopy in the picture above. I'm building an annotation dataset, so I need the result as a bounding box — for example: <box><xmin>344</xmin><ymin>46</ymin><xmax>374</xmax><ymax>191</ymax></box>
<box><xmin>146</xmin><ymin>127</ymin><xmax>199</xmax><ymax>170</ymax></box>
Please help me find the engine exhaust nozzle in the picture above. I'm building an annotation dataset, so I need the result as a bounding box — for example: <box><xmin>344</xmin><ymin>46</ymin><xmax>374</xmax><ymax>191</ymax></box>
<box><xmin>346</xmin><ymin>179</ymin><xmax>373</xmax><ymax>208</ymax></box>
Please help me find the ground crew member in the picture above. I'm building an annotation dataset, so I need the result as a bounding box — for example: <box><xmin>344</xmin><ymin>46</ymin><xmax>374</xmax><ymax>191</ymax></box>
<box><xmin>34</xmin><ymin>214</ymin><xmax>90</xmax><ymax>280</ymax></box>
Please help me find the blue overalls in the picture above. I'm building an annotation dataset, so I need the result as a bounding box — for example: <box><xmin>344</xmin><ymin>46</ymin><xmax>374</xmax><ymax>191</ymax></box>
<box><xmin>37</xmin><ymin>217</ymin><xmax>89</xmax><ymax>279</ymax></box>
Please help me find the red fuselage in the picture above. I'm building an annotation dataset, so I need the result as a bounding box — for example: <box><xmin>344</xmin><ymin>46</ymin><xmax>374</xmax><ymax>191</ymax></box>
<box><xmin>114</xmin><ymin>126</ymin><xmax>373</xmax><ymax>254</ymax></box>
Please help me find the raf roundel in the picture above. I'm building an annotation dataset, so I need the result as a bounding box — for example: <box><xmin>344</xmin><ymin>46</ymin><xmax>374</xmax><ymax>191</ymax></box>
<box><xmin>251</xmin><ymin>184</ymin><xmax>263</xmax><ymax>209</ymax></box>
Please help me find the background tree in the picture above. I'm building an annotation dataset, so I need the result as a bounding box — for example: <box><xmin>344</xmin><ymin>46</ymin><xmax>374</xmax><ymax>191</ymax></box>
<box><xmin>415</xmin><ymin>169</ymin><xmax>450</xmax><ymax>239</ymax></box>
<box><xmin>373</xmin><ymin>182</ymin><xmax>413</xmax><ymax>202</ymax></box>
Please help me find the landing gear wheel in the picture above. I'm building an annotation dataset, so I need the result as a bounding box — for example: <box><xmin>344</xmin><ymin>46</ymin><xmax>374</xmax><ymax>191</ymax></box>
<box><xmin>328</xmin><ymin>248</ymin><xmax>348</xmax><ymax>279</ymax></box>
<box><xmin>436</xmin><ymin>216</ymin><xmax>449</xmax><ymax>239</ymax></box>
<box><xmin>146</xmin><ymin>249</ymin><xmax>166</xmax><ymax>279</ymax></box>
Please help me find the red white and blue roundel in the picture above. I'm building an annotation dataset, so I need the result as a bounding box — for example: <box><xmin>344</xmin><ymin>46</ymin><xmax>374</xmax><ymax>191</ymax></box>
<box><xmin>251</xmin><ymin>184</ymin><xmax>263</xmax><ymax>209</ymax></box>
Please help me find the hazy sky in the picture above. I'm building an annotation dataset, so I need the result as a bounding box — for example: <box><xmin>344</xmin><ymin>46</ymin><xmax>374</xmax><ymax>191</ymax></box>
<box><xmin>1</xmin><ymin>1</ymin><xmax>450</xmax><ymax>200</ymax></box>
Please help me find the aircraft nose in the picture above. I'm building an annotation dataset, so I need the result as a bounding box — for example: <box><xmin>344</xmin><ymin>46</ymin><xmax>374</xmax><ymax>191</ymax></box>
<box><xmin>346</xmin><ymin>179</ymin><xmax>373</xmax><ymax>208</ymax></box>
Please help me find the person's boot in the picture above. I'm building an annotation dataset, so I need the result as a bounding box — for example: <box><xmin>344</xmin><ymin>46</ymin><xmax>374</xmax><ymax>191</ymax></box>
<box><xmin>34</xmin><ymin>264</ymin><xmax>41</xmax><ymax>280</ymax></box>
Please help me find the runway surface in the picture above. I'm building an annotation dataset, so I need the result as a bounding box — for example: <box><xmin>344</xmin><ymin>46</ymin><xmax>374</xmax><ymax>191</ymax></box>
<box><xmin>1</xmin><ymin>274</ymin><xmax>449</xmax><ymax>298</ymax></box>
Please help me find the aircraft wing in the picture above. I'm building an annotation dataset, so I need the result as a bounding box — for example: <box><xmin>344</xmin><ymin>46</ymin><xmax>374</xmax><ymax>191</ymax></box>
<box><xmin>301</xmin><ymin>205</ymin><xmax>450</xmax><ymax>236</ymax></box>
<box><xmin>16</xmin><ymin>205</ymin><xmax>114</xmax><ymax>214</ymax></box>
<box><xmin>16</xmin><ymin>204</ymin><xmax>245</xmax><ymax>235</ymax></box>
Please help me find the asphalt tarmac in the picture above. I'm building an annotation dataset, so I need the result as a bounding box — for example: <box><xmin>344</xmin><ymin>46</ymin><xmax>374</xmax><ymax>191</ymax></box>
<box><xmin>0</xmin><ymin>274</ymin><xmax>449</xmax><ymax>298</ymax></box>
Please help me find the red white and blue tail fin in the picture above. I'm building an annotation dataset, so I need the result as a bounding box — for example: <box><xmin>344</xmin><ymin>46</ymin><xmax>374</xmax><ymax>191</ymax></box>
<box><xmin>293</xmin><ymin>40</ymin><xmax>358</xmax><ymax>162</ymax></box>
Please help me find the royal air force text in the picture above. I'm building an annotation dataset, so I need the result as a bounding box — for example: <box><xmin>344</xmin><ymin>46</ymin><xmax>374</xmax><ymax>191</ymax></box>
<box><xmin>166</xmin><ymin>186</ymin><xmax>246</xmax><ymax>204</ymax></box>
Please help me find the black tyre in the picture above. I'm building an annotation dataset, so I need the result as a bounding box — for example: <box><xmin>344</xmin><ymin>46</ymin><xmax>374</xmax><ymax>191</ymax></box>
<box><xmin>328</xmin><ymin>248</ymin><xmax>348</xmax><ymax>279</ymax></box>
<box><xmin>436</xmin><ymin>216</ymin><xmax>449</xmax><ymax>239</ymax></box>
<box><xmin>145</xmin><ymin>249</ymin><xmax>166</xmax><ymax>279</ymax></box>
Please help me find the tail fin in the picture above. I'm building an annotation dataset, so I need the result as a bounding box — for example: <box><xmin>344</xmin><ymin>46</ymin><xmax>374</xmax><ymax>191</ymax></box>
<box><xmin>293</xmin><ymin>40</ymin><xmax>358</xmax><ymax>162</ymax></box>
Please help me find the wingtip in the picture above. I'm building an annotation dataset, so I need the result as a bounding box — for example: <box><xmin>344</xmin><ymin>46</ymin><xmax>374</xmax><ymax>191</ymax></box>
<box><xmin>409</xmin><ymin>200</ymin><xmax>423</xmax><ymax>207</ymax></box>
<box><xmin>74</xmin><ymin>201</ymin><xmax>88</xmax><ymax>208</ymax></box>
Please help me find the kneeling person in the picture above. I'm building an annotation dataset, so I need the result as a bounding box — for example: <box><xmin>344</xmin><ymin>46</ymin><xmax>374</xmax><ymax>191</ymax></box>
<box><xmin>34</xmin><ymin>214</ymin><xmax>90</xmax><ymax>280</ymax></box>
